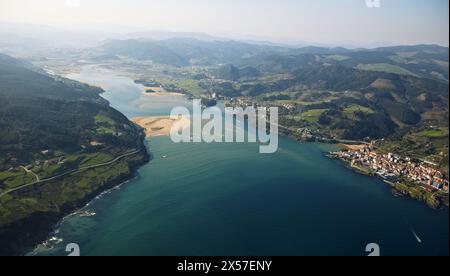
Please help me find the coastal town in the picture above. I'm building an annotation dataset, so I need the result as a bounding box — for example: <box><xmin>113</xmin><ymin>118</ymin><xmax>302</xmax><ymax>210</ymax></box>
<box><xmin>331</xmin><ymin>143</ymin><xmax>449</xmax><ymax>194</ymax></box>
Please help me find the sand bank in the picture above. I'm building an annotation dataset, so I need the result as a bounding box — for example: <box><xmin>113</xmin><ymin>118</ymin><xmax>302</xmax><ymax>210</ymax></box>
<box><xmin>132</xmin><ymin>116</ymin><xmax>191</xmax><ymax>137</ymax></box>
<box><xmin>143</xmin><ymin>86</ymin><xmax>185</xmax><ymax>97</ymax></box>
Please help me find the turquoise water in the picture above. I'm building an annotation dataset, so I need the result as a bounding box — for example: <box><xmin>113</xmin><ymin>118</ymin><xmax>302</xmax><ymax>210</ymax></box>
<box><xmin>67</xmin><ymin>65</ymin><xmax>192</xmax><ymax>117</ymax></box>
<box><xmin>33</xmin><ymin>66</ymin><xmax>448</xmax><ymax>256</ymax></box>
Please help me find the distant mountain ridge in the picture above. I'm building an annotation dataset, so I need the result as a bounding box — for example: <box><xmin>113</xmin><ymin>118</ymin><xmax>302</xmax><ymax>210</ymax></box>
<box><xmin>96</xmin><ymin>37</ymin><xmax>291</xmax><ymax>66</ymax></box>
<box><xmin>0</xmin><ymin>53</ymin><xmax>140</xmax><ymax>166</ymax></box>
<box><xmin>94</xmin><ymin>38</ymin><xmax>448</xmax><ymax>82</ymax></box>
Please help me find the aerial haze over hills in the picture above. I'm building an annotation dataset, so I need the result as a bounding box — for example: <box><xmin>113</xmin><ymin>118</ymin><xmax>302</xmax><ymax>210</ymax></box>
<box><xmin>0</xmin><ymin>0</ymin><xmax>448</xmax><ymax>46</ymax></box>
<box><xmin>0</xmin><ymin>0</ymin><xmax>448</xmax><ymax>257</ymax></box>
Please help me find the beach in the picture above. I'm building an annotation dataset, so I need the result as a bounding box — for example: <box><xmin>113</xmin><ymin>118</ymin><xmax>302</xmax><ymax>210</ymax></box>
<box><xmin>342</xmin><ymin>144</ymin><xmax>367</xmax><ymax>151</ymax></box>
<box><xmin>143</xmin><ymin>86</ymin><xmax>185</xmax><ymax>97</ymax></box>
<box><xmin>32</xmin><ymin>64</ymin><xmax>449</xmax><ymax>257</ymax></box>
<box><xmin>132</xmin><ymin>116</ymin><xmax>191</xmax><ymax>137</ymax></box>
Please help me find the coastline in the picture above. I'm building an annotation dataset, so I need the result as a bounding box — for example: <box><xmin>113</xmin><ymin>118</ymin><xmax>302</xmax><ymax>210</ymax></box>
<box><xmin>141</xmin><ymin>85</ymin><xmax>186</xmax><ymax>97</ymax></box>
<box><xmin>278</xmin><ymin>124</ymin><xmax>449</xmax><ymax>210</ymax></box>
<box><xmin>143</xmin><ymin>91</ymin><xmax>186</xmax><ymax>97</ymax></box>
<box><xmin>328</xmin><ymin>152</ymin><xmax>449</xmax><ymax>210</ymax></box>
<box><xmin>132</xmin><ymin>115</ymin><xmax>191</xmax><ymax>137</ymax></box>
<box><xmin>27</xmin><ymin>174</ymin><xmax>141</xmax><ymax>256</ymax></box>
<box><xmin>0</xmin><ymin>128</ymin><xmax>151</xmax><ymax>256</ymax></box>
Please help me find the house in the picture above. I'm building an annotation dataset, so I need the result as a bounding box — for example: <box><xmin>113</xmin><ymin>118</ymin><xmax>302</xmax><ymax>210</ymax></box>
<box><xmin>282</xmin><ymin>104</ymin><xmax>295</xmax><ymax>111</ymax></box>
<box><xmin>90</xmin><ymin>141</ymin><xmax>105</xmax><ymax>147</ymax></box>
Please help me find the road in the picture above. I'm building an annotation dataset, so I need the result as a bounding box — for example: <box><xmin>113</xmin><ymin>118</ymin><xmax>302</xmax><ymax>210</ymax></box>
<box><xmin>21</xmin><ymin>166</ymin><xmax>40</xmax><ymax>182</ymax></box>
<box><xmin>0</xmin><ymin>149</ymin><xmax>141</xmax><ymax>198</ymax></box>
<box><xmin>335</xmin><ymin>139</ymin><xmax>369</xmax><ymax>145</ymax></box>
<box><xmin>277</xmin><ymin>124</ymin><xmax>368</xmax><ymax>145</ymax></box>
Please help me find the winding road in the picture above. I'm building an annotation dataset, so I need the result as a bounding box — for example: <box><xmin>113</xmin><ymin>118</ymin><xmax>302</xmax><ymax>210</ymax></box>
<box><xmin>0</xmin><ymin>149</ymin><xmax>141</xmax><ymax>198</ymax></box>
<box><xmin>21</xmin><ymin>166</ymin><xmax>40</xmax><ymax>182</ymax></box>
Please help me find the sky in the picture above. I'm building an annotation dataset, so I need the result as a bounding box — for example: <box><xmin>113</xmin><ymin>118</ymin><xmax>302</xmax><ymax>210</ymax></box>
<box><xmin>0</xmin><ymin>0</ymin><xmax>448</xmax><ymax>46</ymax></box>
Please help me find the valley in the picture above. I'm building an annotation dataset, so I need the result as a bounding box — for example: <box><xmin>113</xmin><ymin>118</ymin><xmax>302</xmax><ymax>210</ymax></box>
<box><xmin>1</xmin><ymin>37</ymin><xmax>448</xmax><ymax>256</ymax></box>
<box><xmin>32</xmin><ymin>40</ymin><xmax>449</xmax><ymax>174</ymax></box>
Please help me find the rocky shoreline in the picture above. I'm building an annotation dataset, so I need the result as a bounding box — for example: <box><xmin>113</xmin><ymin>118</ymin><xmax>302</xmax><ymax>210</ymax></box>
<box><xmin>0</xmin><ymin>132</ymin><xmax>151</xmax><ymax>256</ymax></box>
<box><xmin>328</xmin><ymin>153</ymin><xmax>449</xmax><ymax>210</ymax></box>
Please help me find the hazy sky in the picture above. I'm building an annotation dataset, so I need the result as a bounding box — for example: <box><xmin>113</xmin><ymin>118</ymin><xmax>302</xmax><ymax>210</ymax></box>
<box><xmin>0</xmin><ymin>0</ymin><xmax>448</xmax><ymax>46</ymax></box>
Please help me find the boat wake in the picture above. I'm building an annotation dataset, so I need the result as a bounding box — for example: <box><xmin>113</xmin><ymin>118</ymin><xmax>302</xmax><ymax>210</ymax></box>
<box><xmin>410</xmin><ymin>228</ymin><xmax>422</xmax><ymax>243</ymax></box>
<box><xmin>402</xmin><ymin>216</ymin><xmax>423</xmax><ymax>244</ymax></box>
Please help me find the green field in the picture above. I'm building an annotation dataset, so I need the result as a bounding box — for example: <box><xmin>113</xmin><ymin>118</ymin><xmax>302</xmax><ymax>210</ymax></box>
<box><xmin>95</xmin><ymin>114</ymin><xmax>116</xmax><ymax>134</ymax></box>
<box><xmin>419</xmin><ymin>127</ymin><xmax>449</xmax><ymax>138</ymax></box>
<box><xmin>24</xmin><ymin>152</ymin><xmax>116</xmax><ymax>180</ymax></box>
<box><xmin>324</xmin><ymin>55</ymin><xmax>351</xmax><ymax>62</ymax></box>
<box><xmin>300</xmin><ymin>109</ymin><xmax>329</xmax><ymax>123</ymax></box>
<box><xmin>433</xmin><ymin>59</ymin><xmax>449</xmax><ymax>68</ymax></box>
<box><xmin>430</xmin><ymin>71</ymin><xmax>448</xmax><ymax>82</ymax></box>
<box><xmin>356</xmin><ymin>63</ymin><xmax>418</xmax><ymax>77</ymax></box>
<box><xmin>396</xmin><ymin>51</ymin><xmax>419</xmax><ymax>58</ymax></box>
<box><xmin>79</xmin><ymin>153</ymin><xmax>115</xmax><ymax>167</ymax></box>
<box><xmin>159</xmin><ymin>78</ymin><xmax>205</xmax><ymax>97</ymax></box>
<box><xmin>0</xmin><ymin>158</ymin><xmax>135</xmax><ymax>227</ymax></box>
<box><xmin>275</xmin><ymin>95</ymin><xmax>338</xmax><ymax>107</ymax></box>
<box><xmin>0</xmin><ymin>169</ymin><xmax>36</xmax><ymax>190</ymax></box>
<box><xmin>343</xmin><ymin>104</ymin><xmax>374</xmax><ymax>118</ymax></box>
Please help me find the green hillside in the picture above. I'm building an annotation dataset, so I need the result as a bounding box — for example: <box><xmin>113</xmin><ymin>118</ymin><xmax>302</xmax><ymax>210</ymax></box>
<box><xmin>0</xmin><ymin>54</ymin><xmax>149</xmax><ymax>256</ymax></box>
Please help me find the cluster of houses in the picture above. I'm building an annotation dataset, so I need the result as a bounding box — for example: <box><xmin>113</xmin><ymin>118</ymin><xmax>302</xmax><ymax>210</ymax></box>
<box><xmin>281</xmin><ymin>103</ymin><xmax>296</xmax><ymax>111</ymax></box>
<box><xmin>297</xmin><ymin>128</ymin><xmax>314</xmax><ymax>140</ymax></box>
<box><xmin>334</xmin><ymin>145</ymin><xmax>449</xmax><ymax>192</ymax></box>
<box><xmin>227</xmin><ymin>98</ymin><xmax>297</xmax><ymax>112</ymax></box>
<box><xmin>24</xmin><ymin>150</ymin><xmax>66</xmax><ymax>171</ymax></box>
<box><xmin>234</xmin><ymin>98</ymin><xmax>256</xmax><ymax>107</ymax></box>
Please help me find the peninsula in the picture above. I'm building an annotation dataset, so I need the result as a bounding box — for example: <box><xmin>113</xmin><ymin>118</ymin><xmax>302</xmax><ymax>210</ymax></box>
<box><xmin>0</xmin><ymin>54</ymin><xmax>150</xmax><ymax>256</ymax></box>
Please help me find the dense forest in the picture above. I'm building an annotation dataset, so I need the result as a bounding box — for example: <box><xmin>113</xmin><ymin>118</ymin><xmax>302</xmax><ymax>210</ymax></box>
<box><xmin>0</xmin><ymin>54</ymin><xmax>141</xmax><ymax>170</ymax></box>
<box><xmin>0</xmin><ymin>53</ymin><xmax>150</xmax><ymax>255</ymax></box>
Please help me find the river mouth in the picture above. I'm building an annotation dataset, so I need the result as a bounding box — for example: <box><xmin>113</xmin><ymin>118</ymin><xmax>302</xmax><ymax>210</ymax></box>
<box><xmin>32</xmin><ymin>65</ymin><xmax>449</xmax><ymax>256</ymax></box>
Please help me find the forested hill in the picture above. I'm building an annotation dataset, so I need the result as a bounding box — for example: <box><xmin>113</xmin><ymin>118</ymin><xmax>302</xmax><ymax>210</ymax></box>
<box><xmin>0</xmin><ymin>53</ymin><xmax>150</xmax><ymax>255</ymax></box>
<box><xmin>0</xmin><ymin>53</ymin><xmax>105</xmax><ymax>102</ymax></box>
<box><xmin>94</xmin><ymin>39</ymin><xmax>448</xmax><ymax>82</ymax></box>
<box><xmin>0</xmin><ymin>53</ymin><xmax>140</xmax><ymax>170</ymax></box>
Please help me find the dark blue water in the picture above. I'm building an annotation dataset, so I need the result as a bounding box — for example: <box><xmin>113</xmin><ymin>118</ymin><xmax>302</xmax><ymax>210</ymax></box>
<box><xmin>32</xmin><ymin>66</ymin><xmax>449</xmax><ymax>256</ymax></box>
